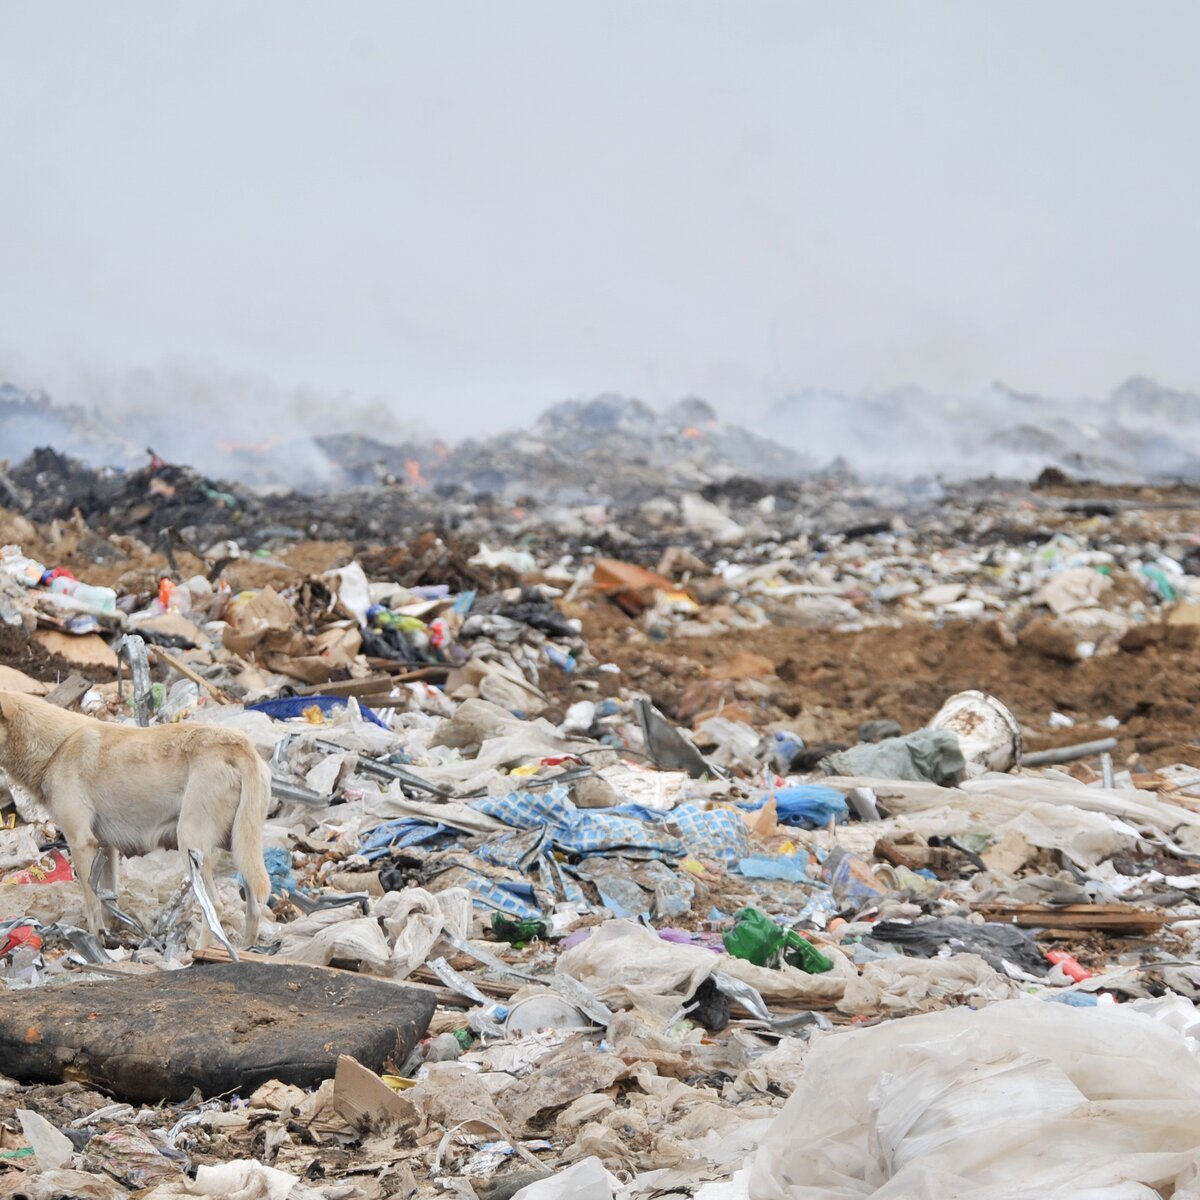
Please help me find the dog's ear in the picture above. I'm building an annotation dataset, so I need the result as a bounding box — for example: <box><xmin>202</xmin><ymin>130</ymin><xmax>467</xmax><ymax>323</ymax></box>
<box><xmin>0</xmin><ymin>693</ymin><xmax>16</xmax><ymax>723</ymax></box>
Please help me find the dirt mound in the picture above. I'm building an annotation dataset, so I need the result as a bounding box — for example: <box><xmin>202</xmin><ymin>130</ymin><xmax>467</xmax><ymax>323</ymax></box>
<box><xmin>583</xmin><ymin>612</ymin><xmax>1200</xmax><ymax>770</ymax></box>
<box><xmin>0</xmin><ymin>625</ymin><xmax>115</xmax><ymax>685</ymax></box>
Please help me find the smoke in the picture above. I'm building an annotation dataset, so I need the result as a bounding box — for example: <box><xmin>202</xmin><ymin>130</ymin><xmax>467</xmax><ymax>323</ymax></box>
<box><xmin>6</xmin><ymin>360</ymin><xmax>1200</xmax><ymax>491</ymax></box>
<box><xmin>757</xmin><ymin>378</ymin><xmax>1200</xmax><ymax>482</ymax></box>
<box><xmin>0</xmin><ymin>363</ymin><xmax>436</xmax><ymax>490</ymax></box>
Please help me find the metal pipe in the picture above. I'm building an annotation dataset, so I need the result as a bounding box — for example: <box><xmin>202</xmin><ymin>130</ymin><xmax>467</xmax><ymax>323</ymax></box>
<box><xmin>1021</xmin><ymin>738</ymin><xmax>1119</xmax><ymax>767</ymax></box>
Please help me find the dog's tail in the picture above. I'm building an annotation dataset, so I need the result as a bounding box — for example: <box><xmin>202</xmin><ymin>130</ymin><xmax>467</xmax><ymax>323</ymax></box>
<box><xmin>232</xmin><ymin>753</ymin><xmax>271</xmax><ymax>904</ymax></box>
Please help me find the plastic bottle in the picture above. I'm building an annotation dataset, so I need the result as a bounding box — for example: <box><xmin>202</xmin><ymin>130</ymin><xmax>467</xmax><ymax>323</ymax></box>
<box><xmin>723</xmin><ymin>907</ymin><xmax>784</xmax><ymax>966</ymax></box>
<box><xmin>1046</xmin><ymin>950</ymin><xmax>1093</xmax><ymax>982</ymax></box>
<box><xmin>424</xmin><ymin>1032</ymin><xmax>465</xmax><ymax>1063</ymax></box>
<box><xmin>545</xmin><ymin>645</ymin><xmax>576</xmax><ymax>672</ymax></box>
<box><xmin>724</xmin><ymin>906</ymin><xmax>834</xmax><ymax>974</ymax></box>
<box><xmin>782</xmin><ymin>930</ymin><xmax>834</xmax><ymax>974</ymax></box>
<box><xmin>158</xmin><ymin>577</ymin><xmax>191</xmax><ymax>613</ymax></box>
<box><xmin>769</xmin><ymin>731</ymin><xmax>805</xmax><ymax>774</ymax></box>
<box><xmin>822</xmin><ymin>847</ymin><xmax>887</xmax><ymax>908</ymax></box>
<box><xmin>48</xmin><ymin>576</ymin><xmax>117</xmax><ymax>613</ymax></box>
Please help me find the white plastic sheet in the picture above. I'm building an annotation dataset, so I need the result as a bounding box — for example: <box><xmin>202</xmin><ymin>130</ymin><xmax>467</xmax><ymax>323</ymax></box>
<box><xmin>511</xmin><ymin>1155</ymin><xmax>622</xmax><ymax>1200</ymax></box>
<box><xmin>377</xmin><ymin>885</ymin><xmax>472</xmax><ymax>978</ymax></box>
<box><xmin>277</xmin><ymin>914</ymin><xmax>391</xmax><ymax>971</ymax></box>
<box><xmin>750</xmin><ymin>998</ymin><xmax>1200</xmax><ymax>1199</ymax></box>
<box><xmin>557</xmin><ymin>920</ymin><xmax>715</xmax><ymax>1021</ymax></box>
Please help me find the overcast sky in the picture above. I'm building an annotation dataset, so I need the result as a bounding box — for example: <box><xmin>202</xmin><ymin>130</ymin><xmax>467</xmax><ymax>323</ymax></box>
<box><xmin>2</xmin><ymin>3</ymin><xmax>1197</xmax><ymax>433</ymax></box>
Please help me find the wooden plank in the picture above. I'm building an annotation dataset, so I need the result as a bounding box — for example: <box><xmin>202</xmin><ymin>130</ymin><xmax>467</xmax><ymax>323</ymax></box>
<box><xmin>975</xmin><ymin>903</ymin><xmax>1166</xmax><ymax>934</ymax></box>
<box><xmin>43</xmin><ymin>673</ymin><xmax>92</xmax><ymax>709</ymax></box>
<box><xmin>150</xmin><ymin>645</ymin><xmax>232</xmax><ymax>704</ymax></box>
<box><xmin>293</xmin><ymin>675</ymin><xmax>394</xmax><ymax>698</ymax></box>
<box><xmin>366</xmin><ymin>661</ymin><xmax>450</xmax><ymax>681</ymax></box>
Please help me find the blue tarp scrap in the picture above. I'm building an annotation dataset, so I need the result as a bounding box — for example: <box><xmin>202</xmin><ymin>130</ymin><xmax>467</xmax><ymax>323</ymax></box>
<box><xmin>737</xmin><ymin>853</ymin><xmax>810</xmax><ymax>882</ymax></box>
<box><xmin>476</xmin><ymin>827</ymin><xmax>585</xmax><ymax>906</ymax></box>
<box><xmin>533</xmin><ymin>852</ymin><xmax>586</xmax><ymax>906</ymax></box>
<box><xmin>473</xmin><ymin>788</ymin><xmax>686</xmax><ymax>859</ymax></box>
<box><xmin>356</xmin><ymin>815</ymin><xmax>577</xmax><ymax>918</ymax></box>
<box><xmin>263</xmin><ymin>846</ymin><xmax>297</xmax><ymax>897</ymax></box>
<box><xmin>601</xmin><ymin>801</ymin><xmax>752</xmax><ymax>865</ymax></box>
<box><xmin>667</xmin><ymin>803</ymin><xmax>751</xmax><ymax>865</ymax></box>
<box><xmin>475</xmin><ymin>826</ymin><xmax>548</xmax><ymax>871</ymax></box>
<box><xmin>739</xmin><ymin>784</ymin><xmax>848</xmax><ymax>829</ymax></box>
<box><xmin>247</xmin><ymin>694</ymin><xmax>389</xmax><ymax>729</ymax></box>
<box><xmin>357</xmin><ymin>818</ymin><xmax>451</xmax><ymax>861</ymax></box>
<box><xmin>454</xmin><ymin>871</ymin><xmax>543</xmax><ymax>921</ymax></box>
<box><xmin>569</xmin><ymin>856</ymin><xmax>694</xmax><ymax>919</ymax></box>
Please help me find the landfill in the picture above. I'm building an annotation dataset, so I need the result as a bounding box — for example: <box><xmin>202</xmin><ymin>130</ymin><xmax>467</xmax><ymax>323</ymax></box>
<box><xmin>4</xmin><ymin>408</ymin><xmax>1200</xmax><ymax>1199</ymax></box>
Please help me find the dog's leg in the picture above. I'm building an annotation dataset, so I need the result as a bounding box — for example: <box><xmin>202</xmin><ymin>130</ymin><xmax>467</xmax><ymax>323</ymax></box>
<box><xmin>177</xmin><ymin>796</ymin><xmax>226</xmax><ymax>953</ymax></box>
<box><xmin>242</xmin><ymin>877</ymin><xmax>261</xmax><ymax>949</ymax></box>
<box><xmin>41</xmin><ymin>771</ymin><xmax>106</xmax><ymax>938</ymax></box>
<box><xmin>61</xmin><ymin>827</ymin><xmax>103</xmax><ymax>937</ymax></box>
<box><xmin>98</xmin><ymin>846</ymin><xmax>120</xmax><ymax>897</ymax></box>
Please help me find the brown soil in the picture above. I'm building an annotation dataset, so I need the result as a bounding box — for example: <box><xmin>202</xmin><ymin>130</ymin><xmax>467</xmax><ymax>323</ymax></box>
<box><xmin>0</xmin><ymin>625</ymin><xmax>116</xmax><ymax>685</ymax></box>
<box><xmin>579</xmin><ymin>605</ymin><xmax>1200</xmax><ymax>770</ymax></box>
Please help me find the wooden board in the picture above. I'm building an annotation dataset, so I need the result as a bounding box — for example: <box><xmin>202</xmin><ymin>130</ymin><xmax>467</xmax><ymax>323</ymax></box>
<box><xmin>974</xmin><ymin>903</ymin><xmax>1166</xmax><ymax>935</ymax></box>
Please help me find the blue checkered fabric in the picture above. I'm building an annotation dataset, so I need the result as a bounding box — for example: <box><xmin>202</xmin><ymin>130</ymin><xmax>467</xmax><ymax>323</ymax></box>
<box><xmin>473</xmin><ymin>788</ymin><xmax>686</xmax><ymax>858</ymax></box>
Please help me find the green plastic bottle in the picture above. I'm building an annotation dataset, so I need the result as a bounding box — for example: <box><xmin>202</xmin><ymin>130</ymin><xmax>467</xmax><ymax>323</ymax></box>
<box><xmin>722</xmin><ymin>907</ymin><xmax>783</xmax><ymax>966</ymax></box>
<box><xmin>723</xmin><ymin>907</ymin><xmax>833</xmax><ymax>974</ymax></box>
<box><xmin>782</xmin><ymin>929</ymin><xmax>834</xmax><ymax>974</ymax></box>
<box><xmin>490</xmin><ymin>913</ymin><xmax>548</xmax><ymax>945</ymax></box>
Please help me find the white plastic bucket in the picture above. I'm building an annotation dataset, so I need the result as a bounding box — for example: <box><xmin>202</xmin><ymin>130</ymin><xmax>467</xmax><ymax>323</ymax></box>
<box><xmin>927</xmin><ymin>690</ymin><xmax>1022</xmax><ymax>773</ymax></box>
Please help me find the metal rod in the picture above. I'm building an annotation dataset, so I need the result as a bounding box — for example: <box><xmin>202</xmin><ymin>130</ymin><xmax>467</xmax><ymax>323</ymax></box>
<box><xmin>1021</xmin><ymin>738</ymin><xmax>1118</xmax><ymax>766</ymax></box>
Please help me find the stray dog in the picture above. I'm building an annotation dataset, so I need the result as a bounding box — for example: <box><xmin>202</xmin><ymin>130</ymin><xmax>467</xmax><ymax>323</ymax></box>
<box><xmin>0</xmin><ymin>692</ymin><xmax>270</xmax><ymax>946</ymax></box>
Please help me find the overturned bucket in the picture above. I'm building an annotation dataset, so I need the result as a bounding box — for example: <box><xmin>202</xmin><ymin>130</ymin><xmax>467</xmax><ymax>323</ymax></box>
<box><xmin>927</xmin><ymin>690</ymin><xmax>1022</xmax><ymax>774</ymax></box>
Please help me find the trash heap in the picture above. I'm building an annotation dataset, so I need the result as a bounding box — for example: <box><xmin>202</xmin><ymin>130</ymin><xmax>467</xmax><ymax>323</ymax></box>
<box><xmin>3</xmin><ymin>471</ymin><xmax>1200</xmax><ymax>1198</ymax></box>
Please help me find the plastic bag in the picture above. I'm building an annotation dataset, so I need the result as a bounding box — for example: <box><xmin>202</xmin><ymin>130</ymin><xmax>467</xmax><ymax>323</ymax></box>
<box><xmin>510</xmin><ymin>1157</ymin><xmax>621</xmax><ymax>1199</ymax></box>
<box><xmin>750</xmin><ymin>998</ymin><xmax>1200</xmax><ymax>1199</ymax></box>
<box><xmin>556</xmin><ymin>920</ymin><xmax>715</xmax><ymax>1021</ymax></box>
<box><xmin>278</xmin><ymin>915</ymin><xmax>391</xmax><ymax>971</ymax></box>
<box><xmin>377</xmin><ymin>885</ymin><xmax>472</xmax><ymax>978</ymax></box>
<box><xmin>820</xmin><ymin>729</ymin><xmax>965</xmax><ymax>787</ymax></box>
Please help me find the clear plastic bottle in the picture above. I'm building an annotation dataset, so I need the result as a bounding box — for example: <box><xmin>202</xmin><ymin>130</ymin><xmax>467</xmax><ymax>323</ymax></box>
<box><xmin>48</xmin><ymin>576</ymin><xmax>117</xmax><ymax>612</ymax></box>
<box><xmin>424</xmin><ymin>1032</ymin><xmax>465</xmax><ymax>1062</ymax></box>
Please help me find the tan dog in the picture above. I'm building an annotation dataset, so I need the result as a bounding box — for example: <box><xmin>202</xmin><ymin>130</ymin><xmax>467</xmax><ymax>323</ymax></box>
<box><xmin>0</xmin><ymin>692</ymin><xmax>270</xmax><ymax>946</ymax></box>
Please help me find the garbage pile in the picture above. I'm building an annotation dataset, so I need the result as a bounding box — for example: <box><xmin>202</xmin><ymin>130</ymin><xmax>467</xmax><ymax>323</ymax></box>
<box><xmin>2</xmin><ymin>388</ymin><xmax>810</xmax><ymax>506</ymax></box>
<box><xmin>3</xmin><ymin>472</ymin><xmax>1200</xmax><ymax>1198</ymax></box>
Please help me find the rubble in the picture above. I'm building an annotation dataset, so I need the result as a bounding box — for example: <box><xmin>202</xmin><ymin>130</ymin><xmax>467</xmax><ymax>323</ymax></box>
<box><xmin>3</xmin><ymin>433</ymin><xmax>1200</xmax><ymax>1197</ymax></box>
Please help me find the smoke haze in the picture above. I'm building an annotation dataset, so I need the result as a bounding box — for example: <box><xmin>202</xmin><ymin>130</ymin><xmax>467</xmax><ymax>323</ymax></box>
<box><xmin>2</xmin><ymin>3</ymin><xmax>1198</xmax><ymax>465</ymax></box>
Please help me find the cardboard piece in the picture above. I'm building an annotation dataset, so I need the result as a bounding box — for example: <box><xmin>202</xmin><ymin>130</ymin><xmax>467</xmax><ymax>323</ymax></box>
<box><xmin>135</xmin><ymin>612</ymin><xmax>207</xmax><ymax>643</ymax></box>
<box><xmin>1168</xmin><ymin>603</ymin><xmax>1200</xmax><ymax>627</ymax></box>
<box><xmin>333</xmin><ymin>1054</ymin><xmax>418</xmax><ymax>1131</ymax></box>
<box><xmin>446</xmin><ymin>657</ymin><xmax>547</xmax><ymax>716</ymax></box>
<box><xmin>32</xmin><ymin>630</ymin><xmax>118</xmax><ymax>669</ymax></box>
<box><xmin>222</xmin><ymin>586</ymin><xmax>349</xmax><ymax>684</ymax></box>
<box><xmin>592</xmin><ymin>558</ymin><xmax>680</xmax><ymax>616</ymax></box>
